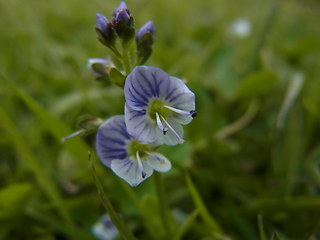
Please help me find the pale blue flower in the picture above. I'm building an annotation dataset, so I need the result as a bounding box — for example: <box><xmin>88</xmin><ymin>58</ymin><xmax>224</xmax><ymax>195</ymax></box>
<box><xmin>124</xmin><ymin>66</ymin><xmax>196</xmax><ymax>146</ymax></box>
<box><xmin>96</xmin><ymin>115</ymin><xmax>171</xmax><ymax>187</ymax></box>
<box><xmin>91</xmin><ymin>214</ymin><xmax>118</xmax><ymax>240</ymax></box>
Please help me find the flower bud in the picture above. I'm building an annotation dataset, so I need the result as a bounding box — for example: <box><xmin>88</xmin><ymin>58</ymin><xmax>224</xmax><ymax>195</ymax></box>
<box><xmin>136</xmin><ymin>21</ymin><xmax>155</xmax><ymax>64</ymax></box>
<box><xmin>95</xmin><ymin>13</ymin><xmax>116</xmax><ymax>48</ymax></box>
<box><xmin>112</xmin><ymin>2</ymin><xmax>135</xmax><ymax>42</ymax></box>
<box><xmin>87</xmin><ymin>58</ymin><xmax>111</xmax><ymax>82</ymax></box>
<box><xmin>136</xmin><ymin>21</ymin><xmax>155</xmax><ymax>41</ymax></box>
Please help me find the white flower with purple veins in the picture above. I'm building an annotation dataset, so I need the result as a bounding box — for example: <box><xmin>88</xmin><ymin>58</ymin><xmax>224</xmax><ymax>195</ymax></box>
<box><xmin>96</xmin><ymin>115</ymin><xmax>171</xmax><ymax>186</ymax></box>
<box><xmin>92</xmin><ymin>214</ymin><xmax>118</xmax><ymax>240</ymax></box>
<box><xmin>124</xmin><ymin>66</ymin><xmax>196</xmax><ymax>146</ymax></box>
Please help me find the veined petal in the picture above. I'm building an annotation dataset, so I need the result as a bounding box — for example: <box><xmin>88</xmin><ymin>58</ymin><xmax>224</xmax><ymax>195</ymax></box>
<box><xmin>124</xmin><ymin>66</ymin><xmax>170</xmax><ymax>109</ymax></box>
<box><xmin>96</xmin><ymin>115</ymin><xmax>130</xmax><ymax>167</ymax></box>
<box><xmin>125</xmin><ymin>103</ymin><xmax>156</xmax><ymax>144</ymax></box>
<box><xmin>155</xmin><ymin>117</ymin><xmax>184</xmax><ymax>146</ymax></box>
<box><xmin>145</xmin><ymin>153</ymin><xmax>171</xmax><ymax>172</ymax></box>
<box><xmin>166</xmin><ymin>76</ymin><xmax>195</xmax><ymax>109</ymax></box>
<box><xmin>111</xmin><ymin>158</ymin><xmax>153</xmax><ymax>187</ymax></box>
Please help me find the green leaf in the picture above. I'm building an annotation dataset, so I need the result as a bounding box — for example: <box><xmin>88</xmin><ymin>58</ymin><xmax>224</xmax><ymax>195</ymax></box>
<box><xmin>236</xmin><ymin>71</ymin><xmax>278</xmax><ymax>99</ymax></box>
<box><xmin>0</xmin><ymin>183</ymin><xmax>33</xmax><ymax>219</ymax></box>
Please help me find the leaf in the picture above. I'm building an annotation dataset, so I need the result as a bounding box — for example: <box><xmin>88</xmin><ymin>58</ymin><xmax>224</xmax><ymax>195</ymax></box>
<box><xmin>0</xmin><ymin>183</ymin><xmax>33</xmax><ymax>219</ymax></box>
<box><xmin>236</xmin><ymin>71</ymin><xmax>278</xmax><ymax>99</ymax></box>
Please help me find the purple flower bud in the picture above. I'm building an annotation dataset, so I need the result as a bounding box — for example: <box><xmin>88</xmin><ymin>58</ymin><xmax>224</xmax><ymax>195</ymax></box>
<box><xmin>112</xmin><ymin>1</ymin><xmax>134</xmax><ymax>41</ymax></box>
<box><xmin>95</xmin><ymin>13</ymin><xmax>116</xmax><ymax>48</ymax></box>
<box><xmin>113</xmin><ymin>9</ymin><xmax>133</xmax><ymax>26</ymax></box>
<box><xmin>116</xmin><ymin>1</ymin><xmax>127</xmax><ymax>12</ymax></box>
<box><xmin>136</xmin><ymin>21</ymin><xmax>155</xmax><ymax>41</ymax></box>
<box><xmin>96</xmin><ymin>13</ymin><xmax>109</xmax><ymax>32</ymax></box>
<box><xmin>136</xmin><ymin>21</ymin><xmax>155</xmax><ymax>64</ymax></box>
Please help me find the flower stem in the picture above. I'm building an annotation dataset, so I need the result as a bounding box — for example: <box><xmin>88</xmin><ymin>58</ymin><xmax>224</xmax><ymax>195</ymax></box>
<box><xmin>89</xmin><ymin>152</ymin><xmax>137</xmax><ymax>240</ymax></box>
<box><xmin>153</xmin><ymin>172</ymin><xmax>172</xmax><ymax>239</ymax></box>
<box><xmin>122</xmin><ymin>41</ymin><xmax>132</xmax><ymax>74</ymax></box>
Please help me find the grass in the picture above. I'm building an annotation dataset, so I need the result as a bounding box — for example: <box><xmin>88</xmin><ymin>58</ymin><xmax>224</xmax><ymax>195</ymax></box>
<box><xmin>0</xmin><ymin>0</ymin><xmax>320</xmax><ymax>239</ymax></box>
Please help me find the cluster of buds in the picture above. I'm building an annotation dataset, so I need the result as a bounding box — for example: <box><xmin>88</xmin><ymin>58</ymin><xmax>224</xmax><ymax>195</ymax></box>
<box><xmin>91</xmin><ymin>2</ymin><xmax>155</xmax><ymax>86</ymax></box>
<box><xmin>95</xmin><ymin>2</ymin><xmax>134</xmax><ymax>47</ymax></box>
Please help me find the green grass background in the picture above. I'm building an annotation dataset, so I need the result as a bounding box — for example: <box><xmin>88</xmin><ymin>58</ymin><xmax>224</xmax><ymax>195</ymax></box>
<box><xmin>0</xmin><ymin>0</ymin><xmax>320</xmax><ymax>239</ymax></box>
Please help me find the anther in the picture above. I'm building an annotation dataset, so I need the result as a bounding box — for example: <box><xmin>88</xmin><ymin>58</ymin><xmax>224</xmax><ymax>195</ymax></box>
<box><xmin>190</xmin><ymin>110</ymin><xmax>197</xmax><ymax>118</ymax></box>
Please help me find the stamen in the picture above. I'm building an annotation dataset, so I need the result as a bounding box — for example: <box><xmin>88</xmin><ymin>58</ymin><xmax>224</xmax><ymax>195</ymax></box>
<box><xmin>164</xmin><ymin>105</ymin><xmax>197</xmax><ymax>118</ymax></box>
<box><xmin>160</xmin><ymin>115</ymin><xmax>184</xmax><ymax>144</ymax></box>
<box><xmin>136</xmin><ymin>151</ymin><xmax>146</xmax><ymax>178</ymax></box>
<box><xmin>61</xmin><ymin>130</ymin><xmax>84</xmax><ymax>142</ymax></box>
<box><xmin>155</xmin><ymin>112</ymin><xmax>168</xmax><ymax>135</ymax></box>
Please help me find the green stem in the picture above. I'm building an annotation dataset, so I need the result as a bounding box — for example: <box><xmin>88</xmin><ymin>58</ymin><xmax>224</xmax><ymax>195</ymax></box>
<box><xmin>122</xmin><ymin>41</ymin><xmax>132</xmax><ymax>74</ymax></box>
<box><xmin>89</xmin><ymin>152</ymin><xmax>137</xmax><ymax>240</ymax></box>
<box><xmin>153</xmin><ymin>172</ymin><xmax>172</xmax><ymax>239</ymax></box>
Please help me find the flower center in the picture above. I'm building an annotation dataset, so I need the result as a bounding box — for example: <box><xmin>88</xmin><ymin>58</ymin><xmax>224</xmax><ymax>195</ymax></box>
<box><xmin>127</xmin><ymin>140</ymin><xmax>155</xmax><ymax>159</ymax></box>
<box><xmin>147</xmin><ymin>98</ymin><xmax>172</xmax><ymax>121</ymax></box>
<box><xmin>146</xmin><ymin>98</ymin><xmax>197</xmax><ymax>143</ymax></box>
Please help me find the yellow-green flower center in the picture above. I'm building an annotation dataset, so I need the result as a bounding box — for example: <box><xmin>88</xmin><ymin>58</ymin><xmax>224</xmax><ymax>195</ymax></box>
<box><xmin>147</xmin><ymin>98</ymin><xmax>173</xmax><ymax>121</ymax></box>
<box><xmin>127</xmin><ymin>140</ymin><xmax>155</xmax><ymax>159</ymax></box>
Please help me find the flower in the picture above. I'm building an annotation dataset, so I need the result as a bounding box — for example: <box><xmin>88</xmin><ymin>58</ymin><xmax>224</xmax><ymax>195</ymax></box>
<box><xmin>124</xmin><ymin>66</ymin><xmax>196</xmax><ymax>145</ymax></box>
<box><xmin>96</xmin><ymin>115</ymin><xmax>171</xmax><ymax>187</ymax></box>
<box><xmin>228</xmin><ymin>18</ymin><xmax>251</xmax><ymax>38</ymax></box>
<box><xmin>91</xmin><ymin>214</ymin><xmax>118</xmax><ymax>240</ymax></box>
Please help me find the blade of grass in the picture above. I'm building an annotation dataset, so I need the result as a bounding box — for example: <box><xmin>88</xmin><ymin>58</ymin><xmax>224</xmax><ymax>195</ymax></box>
<box><xmin>0</xmin><ymin>106</ymin><xmax>90</xmax><ymax>240</ymax></box>
<box><xmin>258</xmin><ymin>215</ymin><xmax>267</xmax><ymax>240</ymax></box>
<box><xmin>173</xmin><ymin>209</ymin><xmax>200</xmax><ymax>240</ymax></box>
<box><xmin>89</xmin><ymin>152</ymin><xmax>137</xmax><ymax>240</ymax></box>
<box><xmin>0</xmin><ymin>73</ymin><xmax>89</xmax><ymax>166</ymax></box>
<box><xmin>185</xmin><ymin>172</ymin><xmax>224</xmax><ymax>237</ymax></box>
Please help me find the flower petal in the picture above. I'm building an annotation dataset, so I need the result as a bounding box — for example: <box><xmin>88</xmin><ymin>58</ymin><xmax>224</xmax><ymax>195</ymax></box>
<box><xmin>111</xmin><ymin>158</ymin><xmax>153</xmax><ymax>187</ymax></box>
<box><xmin>125</xmin><ymin>103</ymin><xmax>156</xmax><ymax>144</ymax></box>
<box><xmin>165</xmin><ymin>77</ymin><xmax>195</xmax><ymax>124</ymax></box>
<box><xmin>124</xmin><ymin>66</ymin><xmax>170</xmax><ymax>109</ymax></box>
<box><xmin>155</xmin><ymin>117</ymin><xmax>184</xmax><ymax>146</ymax></box>
<box><xmin>96</xmin><ymin>115</ymin><xmax>130</xmax><ymax>167</ymax></box>
<box><xmin>145</xmin><ymin>153</ymin><xmax>171</xmax><ymax>172</ymax></box>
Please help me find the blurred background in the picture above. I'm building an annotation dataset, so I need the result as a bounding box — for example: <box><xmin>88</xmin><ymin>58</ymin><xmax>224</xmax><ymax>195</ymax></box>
<box><xmin>0</xmin><ymin>0</ymin><xmax>320</xmax><ymax>239</ymax></box>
